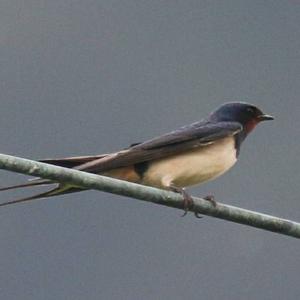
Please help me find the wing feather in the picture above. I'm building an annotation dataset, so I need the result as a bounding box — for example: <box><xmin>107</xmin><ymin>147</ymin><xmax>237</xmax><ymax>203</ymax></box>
<box><xmin>76</xmin><ymin>121</ymin><xmax>242</xmax><ymax>173</ymax></box>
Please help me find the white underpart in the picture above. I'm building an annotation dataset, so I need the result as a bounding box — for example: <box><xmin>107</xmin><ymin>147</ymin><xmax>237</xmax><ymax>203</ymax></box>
<box><xmin>142</xmin><ymin>136</ymin><xmax>237</xmax><ymax>188</ymax></box>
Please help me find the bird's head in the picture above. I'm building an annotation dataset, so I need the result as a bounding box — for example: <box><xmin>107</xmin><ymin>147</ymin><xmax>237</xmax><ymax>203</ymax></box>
<box><xmin>209</xmin><ymin>102</ymin><xmax>274</xmax><ymax>133</ymax></box>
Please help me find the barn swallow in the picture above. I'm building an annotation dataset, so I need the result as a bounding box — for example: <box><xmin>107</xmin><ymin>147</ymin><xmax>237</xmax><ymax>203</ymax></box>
<box><xmin>0</xmin><ymin>102</ymin><xmax>273</xmax><ymax>215</ymax></box>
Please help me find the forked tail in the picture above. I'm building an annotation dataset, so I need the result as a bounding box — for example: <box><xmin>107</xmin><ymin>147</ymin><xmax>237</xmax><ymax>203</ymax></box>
<box><xmin>0</xmin><ymin>153</ymin><xmax>107</xmax><ymax>207</ymax></box>
<box><xmin>0</xmin><ymin>179</ymin><xmax>52</xmax><ymax>191</ymax></box>
<box><xmin>0</xmin><ymin>181</ymin><xmax>82</xmax><ymax>207</ymax></box>
<box><xmin>0</xmin><ymin>186</ymin><xmax>59</xmax><ymax>207</ymax></box>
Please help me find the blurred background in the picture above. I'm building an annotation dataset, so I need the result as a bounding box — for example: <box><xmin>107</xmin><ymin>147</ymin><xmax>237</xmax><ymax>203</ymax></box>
<box><xmin>0</xmin><ymin>1</ymin><xmax>299</xmax><ymax>299</ymax></box>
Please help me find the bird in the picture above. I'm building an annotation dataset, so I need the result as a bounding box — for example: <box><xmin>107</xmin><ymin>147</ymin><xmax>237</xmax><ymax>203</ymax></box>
<box><xmin>0</xmin><ymin>102</ymin><xmax>273</xmax><ymax>215</ymax></box>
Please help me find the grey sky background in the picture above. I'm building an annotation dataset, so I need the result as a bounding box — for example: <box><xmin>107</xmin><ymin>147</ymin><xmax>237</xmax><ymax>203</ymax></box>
<box><xmin>0</xmin><ymin>1</ymin><xmax>299</xmax><ymax>299</ymax></box>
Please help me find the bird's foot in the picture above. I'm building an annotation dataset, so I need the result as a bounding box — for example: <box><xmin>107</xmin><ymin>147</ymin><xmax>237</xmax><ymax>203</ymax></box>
<box><xmin>169</xmin><ymin>185</ymin><xmax>202</xmax><ymax>218</ymax></box>
<box><xmin>203</xmin><ymin>194</ymin><xmax>217</xmax><ymax>207</ymax></box>
<box><xmin>193</xmin><ymin>194</ymin><xmax>217</xmax><ymax>218</ymax></box>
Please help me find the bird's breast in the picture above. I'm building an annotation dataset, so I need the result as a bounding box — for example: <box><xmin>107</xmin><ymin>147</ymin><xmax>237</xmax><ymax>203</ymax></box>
<box><xmin>141</xmin><ymin>136</ymin><xmax>238</xmax><ymax>188</ymax></box>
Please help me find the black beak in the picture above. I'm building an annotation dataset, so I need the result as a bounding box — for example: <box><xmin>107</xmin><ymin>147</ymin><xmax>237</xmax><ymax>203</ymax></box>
<box><xmin>257</xmin><ymin>114</ymin><xmax>274</xmax><ymax>121</ymax></box>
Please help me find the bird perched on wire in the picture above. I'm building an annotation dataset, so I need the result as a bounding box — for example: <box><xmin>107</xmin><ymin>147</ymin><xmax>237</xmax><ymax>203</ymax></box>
<box><xmin>0</xmin><ymin>102</ymin><xmax>273</xmax><ymax>216</ymax></box>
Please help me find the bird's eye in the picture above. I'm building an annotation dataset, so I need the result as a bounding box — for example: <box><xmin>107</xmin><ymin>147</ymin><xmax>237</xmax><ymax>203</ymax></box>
<box><xmin>246</xmin><ymin>107</ymin><xmax>255</xmax><ymax>114</ymax></box>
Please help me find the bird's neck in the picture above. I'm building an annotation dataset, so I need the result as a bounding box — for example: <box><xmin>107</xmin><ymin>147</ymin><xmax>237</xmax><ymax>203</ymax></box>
<box><xmin>234</xmin><ymin>119</ymin><xmax>259</xmax><ymax>156</ymax></box>
<box><xmin>244</xmin><ymin>119</ymin><xmax>259</xmax><ymax>133</ymax></box>
<box><xmin>234</xmin><ymin>130</ymin><xmax>249</xmax><ymax>156</ymax></box>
